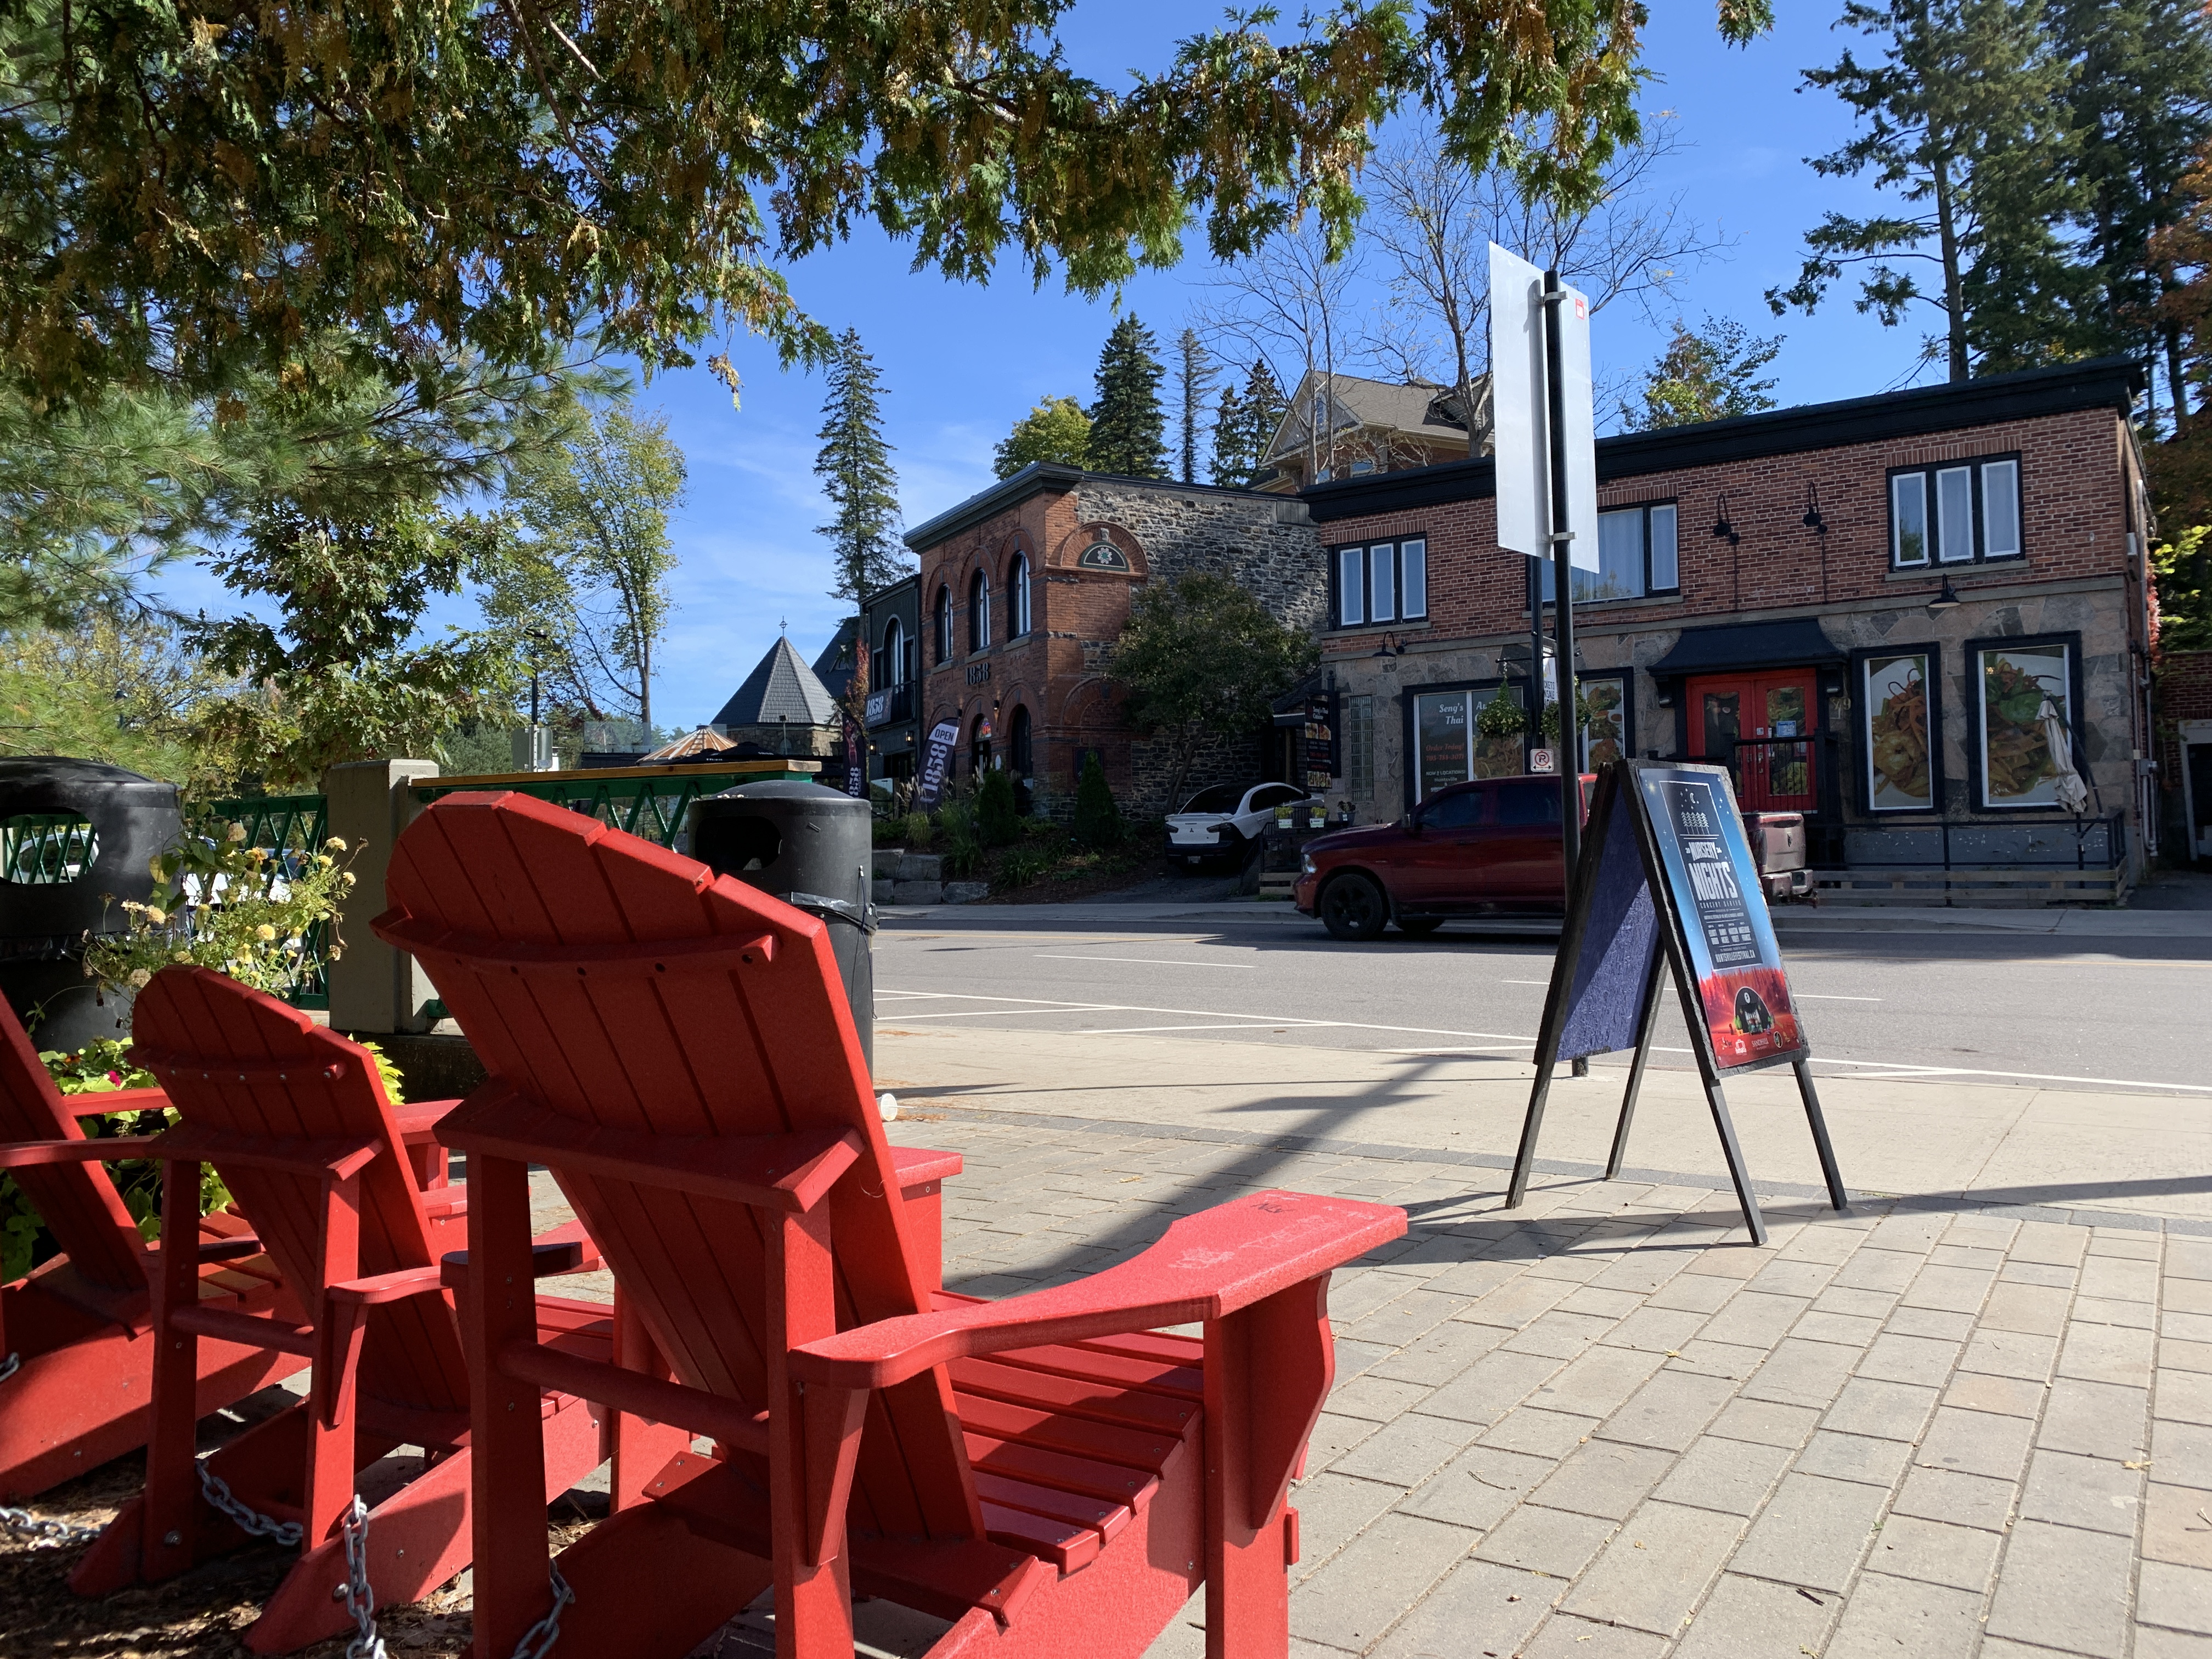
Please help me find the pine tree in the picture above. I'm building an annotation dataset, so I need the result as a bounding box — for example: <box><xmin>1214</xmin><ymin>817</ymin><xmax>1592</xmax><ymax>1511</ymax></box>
<box><xmin>1085</xmin><ymin>317</ymin><xmax>1169</xmax><ymax>478</ymax></box>
<box><xmin>1176</xmin><ymin>330</ymin><xmax>1217</xmax><ymax>484</ymax></box>
<box><xmin>1209</xmin><ymin>361</ymin><xmax>1288</xmax><ymax>488</ymax></box>
<box><xmin>2046</xmin><ymin>0</ymin><xmax>2212</xmax><ymax>430</ymax></box>
<box><xmin>1623</xmin><ymin>318</ymin><xmax>1785</xmax><ymax>430</ymax></box>
<box><xmin>814</xmin><ymin>328</ymin><xmax>906</xmax><ymax>605</ymax></box>
<box><xmin>1768</xmin><ymin>0</ymin><xmax>2090</xmax><ymax>382</ymax></box>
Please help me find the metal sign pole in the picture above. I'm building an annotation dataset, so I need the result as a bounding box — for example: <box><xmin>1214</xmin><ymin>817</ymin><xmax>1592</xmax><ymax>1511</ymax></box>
<box><xmin>1542</xmin><ymin>269</ymin><xmax>1580</xmax><ymax>879</ymax></box>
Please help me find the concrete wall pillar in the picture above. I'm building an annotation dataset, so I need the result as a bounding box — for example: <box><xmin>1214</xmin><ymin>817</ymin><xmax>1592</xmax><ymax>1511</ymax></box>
<box><xmin>323</xmin><ymin>759</ymin><xmax>439</xmax><ymax>1034</ymax></box>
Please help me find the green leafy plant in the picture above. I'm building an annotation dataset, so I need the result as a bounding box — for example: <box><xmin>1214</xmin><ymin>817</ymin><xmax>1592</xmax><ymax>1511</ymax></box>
<box><xmin>1475</xmin><ymin>686</ymin><xmax>1526</xmax><ymax>740</ymax></box>
<box><xmin>1071</xmin><ymin>754</ymin><xmax>1125</xmax><ymax>850</ymax></box>
<box><xmin>81</xmin><ymin>821</ymin><xmax>358</xmax><ymax>998</ymax></box>
<box><xmin>975</xmin><ymin>766</ymin><xmax>1020</xmax><ymax>848</ymax></box>
<box><xmin>937</xmin><ymin>788</ymin><xmax>983</xmax><ymax>879</ymax></box>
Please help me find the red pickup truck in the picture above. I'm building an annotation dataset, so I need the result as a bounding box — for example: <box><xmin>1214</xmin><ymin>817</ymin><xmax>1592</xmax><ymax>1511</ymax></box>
<box><xmin>1293</xmin><ymin>774</ymin><xmax>1595</xmax><ymax>940</ymax></box>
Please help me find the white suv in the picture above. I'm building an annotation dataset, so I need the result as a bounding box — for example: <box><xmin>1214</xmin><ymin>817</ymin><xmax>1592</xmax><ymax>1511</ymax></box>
<box><xmin>1165</xmin><ymin>782</ymin><xmax>1312</xmax><ymax>870</ymax></box>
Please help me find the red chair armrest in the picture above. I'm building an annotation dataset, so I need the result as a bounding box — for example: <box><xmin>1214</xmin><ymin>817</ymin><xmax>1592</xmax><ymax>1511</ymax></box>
<box><xmin>68</xmin><ymin>1086</ymin><xmax>169</xmax><ymax>1114</ymax></box>
<box><xmin>328</xmin><ymin>1265</ymin><xmax>449</xmax><ymax>1307</ymax></box>
<box><xmin>789</xmin><ymin>1189</ymin><xmax>1403</xmax><ymax>1391</ymax></box>
<box><xmin>0</xmin><ymin>1135</ymin><xmax>164</xmax><ymax>1169</ymax></box>
<box><xmin>392</xmin><ymin>1098</ymin><xmax>462</xmax><ymax>1145</ymax></box>
<box><xmin>436</xmin><ymin>1219</ymin><xmax>602</xmax><ymax>1290</ymax></box>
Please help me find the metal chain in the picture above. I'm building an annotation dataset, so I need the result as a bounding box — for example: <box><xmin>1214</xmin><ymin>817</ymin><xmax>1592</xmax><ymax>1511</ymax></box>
<box><xmin>507</xmin><ymin>1561</ymin><xmax>574</xmax><ymax>1659</ymax></box>
<box><xmin>0</xmin><ymin>1503</ymin><xmax>103</xmax><ymax>1547</ymax></box>
<box><xmin>197</xmin><ymin>1459</ymin><xmax>303</xmax><ymax>1547</ymax></box>
<box><xmin>339</xmin><ymin>1494</ymin><xmax>387</xmax><ymax>1659</ymax></box>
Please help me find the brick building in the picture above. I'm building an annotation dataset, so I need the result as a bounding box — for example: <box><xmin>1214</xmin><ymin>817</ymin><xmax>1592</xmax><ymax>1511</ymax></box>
<box><xmin>1302</xmin><ymin>359</ymin><xmax>2162</xmax><ymax>891</ymax></box>
<box><xmin>904</xmin><ymin>462</ymin><xmax>1322</xmax><ymax>815</ymax></box>
<box><xmin>2160</xmin><ymin>650</ymin><xmax>2212</xmax><ymax>864</ymax></box>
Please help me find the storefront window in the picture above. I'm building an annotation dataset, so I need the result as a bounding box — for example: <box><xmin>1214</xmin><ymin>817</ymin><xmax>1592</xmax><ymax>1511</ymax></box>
<box><xmin>1974</xmin><ymin>639</ymin><xmax>2081</xmax><ymax>809</ymax></box>
<box><xmin>1861</xmin><ymin>650</ymin><xmax>1936</xmax><ymax>811</ymax></box>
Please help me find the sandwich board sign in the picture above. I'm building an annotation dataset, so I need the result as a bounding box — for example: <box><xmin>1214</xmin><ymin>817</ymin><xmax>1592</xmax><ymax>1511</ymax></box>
<box><xmin>1505</xmin><ymin>759</ymin><xmax>1847</xmax><ymax>1245</ymax></box>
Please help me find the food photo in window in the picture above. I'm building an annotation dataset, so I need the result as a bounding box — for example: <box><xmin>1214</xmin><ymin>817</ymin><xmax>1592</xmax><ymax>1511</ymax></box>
<box><xmin>1863</xmin><ymin>652</ymin><xmax>1934</xmax><ymax>810</ymax></box>
<box><xmin>1976</xmin><ymin>642</ymin><xmax>2087</xmax><ymax>811</ymax></box>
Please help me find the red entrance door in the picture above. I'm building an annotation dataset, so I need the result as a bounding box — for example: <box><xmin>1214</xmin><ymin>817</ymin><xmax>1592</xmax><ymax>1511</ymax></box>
<box><xmin>1688</xmin><ymin>672</ymin><xmax>1818</xmax><ymax>810</ymax></box>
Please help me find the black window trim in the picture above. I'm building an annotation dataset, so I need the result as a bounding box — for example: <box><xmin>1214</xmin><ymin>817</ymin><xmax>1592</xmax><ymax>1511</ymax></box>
<box><xmin>1330</xmin><ymin>534</ymin><xmax>1430</xmax><ymax>629</ymax></box>
<box><xmin>1397</xmin><ymin>669</ymin><xmax>1636</xmax><ymax>811</ymax></box>
<box><xmin>1848</xmin><ymin>643</ymin><xmax>1946</xmax><ymax>817</ymax></box>
<box><xmin>1531</xmin><ymin>497</ymin><xmax>1681</xmax><ymax>607</ymax></box>
<box><xmin>1963</xmin><ymin>628</ymin><xmax>2086</xmax><ymax>813</ymax></box>
<box><xmin>1887</xmin><ymin>450</ymin><xmax>2024</xmax><ymax>570</ymax></box>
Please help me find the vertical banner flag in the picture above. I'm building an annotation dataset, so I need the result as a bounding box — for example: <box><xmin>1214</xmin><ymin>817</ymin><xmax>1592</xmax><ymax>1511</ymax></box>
<box><xmin>1487</xmin><ymin>242</ymin><xmax>1601</xmax><ymax>574</ymax></box>
<box><xmin>915</xmin><ymin>719</ymin><xmax>960</xmax><ymax>809</ymax></box>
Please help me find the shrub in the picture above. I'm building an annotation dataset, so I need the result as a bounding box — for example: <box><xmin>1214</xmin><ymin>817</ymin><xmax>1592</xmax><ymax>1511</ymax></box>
<box><xmin>938</xmin><ymin>788</ymin><xmax>982</xmax><ymax>878</ymax></box>
<box><xmin>997</xmin><ymin>844</ymin><xmax>1058</xmax><ymax>888</ymax></box>
<box><xmin>975</xmin><ymin>766</ymin><xmax>1020</xmax><ymax>847</ymax></box>
<box><xmin>901</xmin><ymin>810</ymin><xmax>934</xmax><ymax>848</ymax></box>
<box><xmin>1071</xmin><ymin>753</ymin><xmax>1124</xmax><ymax>849</ymax></box>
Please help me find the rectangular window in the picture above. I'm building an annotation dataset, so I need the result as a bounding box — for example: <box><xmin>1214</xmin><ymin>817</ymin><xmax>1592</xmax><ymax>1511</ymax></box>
<box><xmin>1579</xmin><ymin>675</ymin><xmax>1628</xmax><ymax>771</ymax></box>
<box><xmin>1974</xmin><ymin>638</ymin><xmax>2078</xmax><ymax>810</ymax></box>
<box><xmin>1937</xmin><ymin>466</ymin><xmax>1974</xmax><ymax>563</ymax></box>
<box><xmin>1982</xmin><ymin>459</ymin><xmax>2021</xmax><ymax>558</ymax></box>
<box><xmin>1401</xmin><ymin>539</ymin><xmax>1427</xmax><ymax>619</ymax></box>
<box><xmin>1537</xmin><ymin>502</ymin><xmax>1680</xmax><ymax>603</ymax></box>
<box><xmin>1892</xmin><ymin>473</ymin><xmax>1929</xmax><ymax>566</ymax></box>
<box><xmin>1889</xmin><ymin>454</ymin><xmax>2023</xmax><ymax>568</ymax></box>
<box><xmin>1860</xmin><ymin>650</ymin><xmax>1937</xmax><ymax>811</ymax></box>
<box><xmin>1344</xmin><ymin>695</ymin><xmax>1375</xmax><ymax>802</ymax></box>
<box><xmin>1413</xmin><ymin>691</ymin><xmax>1471</xmax><ymax>798</ymax></box>
<box><xmin>1334</xmin><ymin>538</ymin><xmax>1427</xmax><ymax>627</ymax></box>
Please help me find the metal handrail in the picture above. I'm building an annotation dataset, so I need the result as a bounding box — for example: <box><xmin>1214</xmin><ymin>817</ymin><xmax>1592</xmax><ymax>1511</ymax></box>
<box><xmin>413</xmin><ymin>759</ymin><xmax>823</xmax><ymax>849</ymax></box>
<box><xmin>1840</xmin><ymin>811</ymin><xmax>2126</xmax><ymax>872</ymax></box>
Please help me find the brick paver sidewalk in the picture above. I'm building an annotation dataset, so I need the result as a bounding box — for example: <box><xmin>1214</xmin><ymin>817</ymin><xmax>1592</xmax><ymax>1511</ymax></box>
<box><xmin>893</xmin><ymin>1107</ymin><xmax>2212</xmax><ymax>1659</ymax></box>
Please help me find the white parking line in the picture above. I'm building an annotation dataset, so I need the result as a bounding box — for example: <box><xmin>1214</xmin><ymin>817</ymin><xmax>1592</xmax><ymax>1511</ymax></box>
<box><xmin>1033</xmin><ymin>954</ymin><xmax>1257</xmax><ymax>968</ymax></box>
<box><xmin>1795</xmin><ymin>994</ymin><xmax>1884</xmax><ymax>1002</ymax></box>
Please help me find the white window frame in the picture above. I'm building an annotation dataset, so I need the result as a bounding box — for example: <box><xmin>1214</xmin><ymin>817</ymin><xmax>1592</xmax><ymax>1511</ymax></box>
<box><xmin>1009</xmin><ymin>554</ymin><xmax>1031</xmax><ymax>637</ymax></box>
<box><xmin>1335</xmin><ymin>537</ymin><xmax>1428</xmax><ymax>627</ymax></box>
<box><xmin>969</xmin><ymin>572</ymin><xmax>991</xmax><ymax>652</ymax></box>
<box><xmin>1889</xmin><ymin>454</ymin><xmax>2023</xmax><ymax>568</ymax></box>
<box><xmin>1538</xmin><ymin>503</ymin><xmax>1678</xmax><ymax>604</ymax></box>
<box><xmin>883</xmin><ymin>617</ymin><xmax>906</xmax><ymax>685</ymax></box>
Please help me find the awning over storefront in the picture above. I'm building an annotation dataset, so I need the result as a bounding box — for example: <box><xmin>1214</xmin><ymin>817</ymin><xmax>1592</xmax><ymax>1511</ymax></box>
<box><xmin>1649</xmin><ymin>618</ymin><xmax>1843</xmax><ymax>678</ymax></box>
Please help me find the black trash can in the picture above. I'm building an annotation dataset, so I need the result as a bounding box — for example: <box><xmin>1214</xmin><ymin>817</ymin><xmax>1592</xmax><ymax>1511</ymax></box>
<box><xmin>0</xmin><ymin>758</ymin><xmax>182</xmax><ymax>1050</ymax></box>
<box><xmin>686</xmin><ymin>781</ymin><xmax>876</xmax><ymax>1071</ymax></box>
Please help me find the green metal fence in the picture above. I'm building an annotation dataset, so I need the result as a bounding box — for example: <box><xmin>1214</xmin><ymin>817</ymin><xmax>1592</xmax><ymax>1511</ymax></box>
<box><xmin>1</xmin><ymin>813</ymin><xmax>100</xmax><ymax>884</ymax></box>
<box><xmin>200</xmin><ymin>794</ymin><xmax>332</xmax><ymax>1008</ymax></box>
<box><xmin>410</xmin><ymin>760</ymin><xmax>823</xmax><ymax>846</ymax></box>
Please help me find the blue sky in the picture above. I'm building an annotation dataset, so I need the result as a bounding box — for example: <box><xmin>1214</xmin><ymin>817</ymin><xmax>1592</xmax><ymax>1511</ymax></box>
<box><xmin>153</xmin><ymin>3</ymin><xmax>1932</xmax><ymax>735</ymax></box>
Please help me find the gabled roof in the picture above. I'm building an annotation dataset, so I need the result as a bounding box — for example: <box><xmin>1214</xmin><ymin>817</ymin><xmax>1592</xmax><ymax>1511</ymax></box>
<box><xmin>640</xmin><ymin>726</ymin><xmax>736</xmax><ymax>761</ymax></box>
<box><xmin>1263</xmin><ymin>371</ymin><xmax>1485</xmax><ymax>465</ymax></box>
<box><xmin>710</xmin><ymin>635</ymin><xmax>841</xmax><ymax>729</ymax></box>
<box><xmin>812</xmin><ymin>617</ymin><xmax>860</xmax><ymax>703</ymax></box>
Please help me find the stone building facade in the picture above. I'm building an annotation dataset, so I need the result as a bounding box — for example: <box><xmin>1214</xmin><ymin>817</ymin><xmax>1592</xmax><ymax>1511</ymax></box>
<box><xmin>905</xmin><ymin>464</ymin><xmax>1323</xmax><ymax>816</ymax></box>
<box><xmin>1302</xmin><ymin>359</ymin><xmax>2162</xmax><ymax>887</ymax></box>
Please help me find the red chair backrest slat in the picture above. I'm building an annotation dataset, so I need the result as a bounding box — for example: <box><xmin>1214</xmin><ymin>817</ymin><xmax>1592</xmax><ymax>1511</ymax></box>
<box><xmin>127</xmin><ymin>969</ymin><xmax>466</xmax><ymax>1413</ymax></box>
<box><xmin>379</xmin><ymin>792</ymin><xmax>979</xmax><ymax>1541</ymax></box>
<box><xmin>0</xmin><ymin>1002</ymin><xmax>148</xmax><ymax>1293</ymax></box>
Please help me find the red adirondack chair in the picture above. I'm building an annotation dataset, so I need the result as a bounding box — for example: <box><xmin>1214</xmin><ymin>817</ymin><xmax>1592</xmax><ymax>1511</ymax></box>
<box><xmin>67</xmin><ymin>968</ymin><xmax>613</xmax><ymax>1654</ymax></box>
<box><xmin>0</xmin><ymin>1001</ymin><xmax>310</xmax><ymax>1501</ymax></box>
<box><xmin>377</xmin><ymin>791</ymin><xmax>1407</xmax><ymax>1659</ymax></box>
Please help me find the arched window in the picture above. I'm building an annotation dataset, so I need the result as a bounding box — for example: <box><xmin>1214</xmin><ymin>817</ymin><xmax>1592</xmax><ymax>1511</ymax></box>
<box><xmin>882</xmin><ymin>617</ymin><xmax>907</xmax><ymax>686</ymax></box>
<box><xmin>970</xmin><ymin>711</ymin><xmax>994</xmax><ymax>775</ymax></box>
<box><xmin>1008</xmin><ymin>552</ymin><xmax>1031</xmax><ymax>638</ymax></box>
<box><xmin>968</xmin><ymin>570</ymin><xmax>991</xmax><ymax>653</ymax></box>
<box><xmin>1008</xmin><ymin>703</ymin><xmax>1032</xmax><ymax>776</ymax></box>
<box><xmin>934</xmin><ymin>586</ymin><xmax>953</xmax><ymax>665</ymax></box>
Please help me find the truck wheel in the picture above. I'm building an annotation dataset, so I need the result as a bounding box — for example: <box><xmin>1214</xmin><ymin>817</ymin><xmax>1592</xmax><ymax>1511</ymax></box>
<box><xmin>1319</xmin><ymin>873</ymin><xmax>1389</xmax><ymax>941</ymax></box>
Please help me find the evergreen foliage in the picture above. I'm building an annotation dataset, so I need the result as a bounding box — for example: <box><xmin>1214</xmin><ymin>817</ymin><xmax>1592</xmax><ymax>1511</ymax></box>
<box><xmin>1086</xmin><ymin>317</ymin><xmax>1169</xmax><ymax>478</ymax></box>
<box><xmin>1209</xmin><ymin>362</ymin><xmax>1288</xmax><ymax>488</ymax></box>
<box><xmin>1176</xmin><ymin>330</ymin><xmax>1217</xmax><ymax>484</ymax></box>
<box><xmin>1768</xmin><ymin>0</ymin><xmax>2091</xmax><ymax>381</ymax></box>
<box><xmin>1071</xmin><ymin>753</ymin><xmax>1125</xmax><ymax>851</ymax></box>
<box><xmin>1624</xmin><ymin>317</ymin><xmax>1785</xmax><ymax>429</ymax></box>
<box><xmin>2149</xmin><ymin>142</ymin><xmax>2212</xmax><ymax>526</ymax></box>
<box><xmin>814</xmin><ymin>329</ymin><xmax>906</xmax><ymax>604</ymax></box>
<box><xmin>0</xmin><ymin>614</ymin><xmax>241</xmax><ymax>787</ymax></box>
<box><xmin>1114</xmin><ymin>572</ymin><xmax>1318</xmax><ymax>811</ymax></box>
<box><xmin>975</xmin><ymin>764</ymin><xmax>1020</xmax><ymax>847</ymax></box>
<box><xmin>2046</xmin><ymin>0</ymin><xmax>2212</xmax><ymax>430</ymax></box>
<box><xmin>993</xmin><ymin>397</ymin><xmax>1092</xmax><ymax>478</ymax></box>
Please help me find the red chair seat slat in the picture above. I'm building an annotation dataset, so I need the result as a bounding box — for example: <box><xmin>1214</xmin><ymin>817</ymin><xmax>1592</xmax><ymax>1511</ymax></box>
<box><xmin>981</xmin><ymin>1500</ymin><xmax>1100</xmax><ymax>1575</ymax></box>
<box><xmin>951</xmin><ymin>1356</ymin><xmax>1198</xmax><ymax>1436</ymax></box>
<box><xmin>980</xmin><ymin>1340</ymin><xmax>1205</xmax><ymax>1403</ymax></box>
<box><xmin>972</xmin><ymin>1471</ymin><xmax>1133</xmax><ymax>1542</ymax></box>
<box><xmin>964</xmin><ymin>1432</ymin><xmax>1162</xmax><ymax>1509</ymax></box>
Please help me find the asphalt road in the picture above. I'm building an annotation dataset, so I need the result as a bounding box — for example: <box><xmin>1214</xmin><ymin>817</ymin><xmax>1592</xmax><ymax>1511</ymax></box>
<box><xmin>873</xmin><ymin>907</ymin><xmax>2212</xmax><ymax>1097</ymax></box>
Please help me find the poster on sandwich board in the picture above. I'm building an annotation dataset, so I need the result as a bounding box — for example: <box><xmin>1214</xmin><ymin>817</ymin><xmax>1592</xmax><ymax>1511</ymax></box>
<box><xmin>1505</xmin><ymin>759</ymin><xmax>1843</xmax><ymax>1245</ymax></box>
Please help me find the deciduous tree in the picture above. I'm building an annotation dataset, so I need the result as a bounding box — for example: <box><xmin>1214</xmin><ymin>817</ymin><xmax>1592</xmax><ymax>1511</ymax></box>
<box><xmin>993</xmin><ymin>397</ymin><xmax>1092</xmax><ymax>478</ymax></box>
<box><xmin>1113</xmin><ymin>573</ymin><xmax>1318</xmax><ymax>812</ymax></box>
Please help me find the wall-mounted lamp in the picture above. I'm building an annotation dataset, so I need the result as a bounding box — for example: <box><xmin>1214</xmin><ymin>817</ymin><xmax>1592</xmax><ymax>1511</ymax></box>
<box><xmin>1370</xmin><ymin>632</ymin><xmax>1405</xmax><ymax>658</ymax></box>
<box><xmin>1926</xmin><ymin>577</ymin><xmax>1962</xmax><ymax>613</ymax></box>
<box><xmin>1711</xmin><ymin>494</ymin><xmax>1740</xmax><ymax>548</ymax></box>
<box><xmin>1654</xmin><ymin>680</ymin><xmax>1678</xmax><ymax>708</ymax></box>
<box><xmin>1802</xmin><ymin>483</ymin><xmax>1826</xmax><ymax>536</ymax></box>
